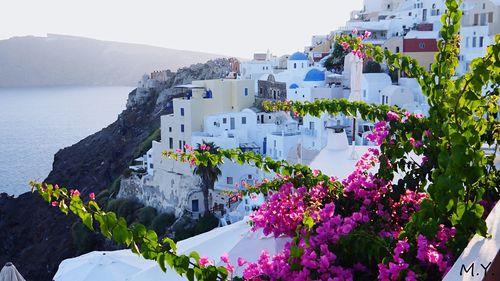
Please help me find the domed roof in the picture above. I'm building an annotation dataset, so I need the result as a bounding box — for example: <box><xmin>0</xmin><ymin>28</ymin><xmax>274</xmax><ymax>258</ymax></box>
<box><xmin>289</xmin><ymin>83</ymin><xmax>299</xmax><ymax>89</ymax></box>
<box><xmin>289</xmin><ymin>52</ymin><xmax>308</xmax><ymax>61</ymax></box>
<box><xmin>304</xmin><ymin>69</ymin><xmax>325</xmax><ymax>82</ymax></box>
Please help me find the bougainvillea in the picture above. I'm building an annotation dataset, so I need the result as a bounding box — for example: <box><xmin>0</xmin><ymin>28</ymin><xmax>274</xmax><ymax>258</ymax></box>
<box><xmin>32</xmin><ymin>1</ymin><xmax>498</xmax><ymax>280</ymax></box>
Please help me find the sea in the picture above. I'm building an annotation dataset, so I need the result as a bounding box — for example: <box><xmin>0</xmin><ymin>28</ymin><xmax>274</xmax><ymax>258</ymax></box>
<box><xmin>0</xmin><ymin>86</ymin><xmax>133</xmax><ymax>196</ymax></box>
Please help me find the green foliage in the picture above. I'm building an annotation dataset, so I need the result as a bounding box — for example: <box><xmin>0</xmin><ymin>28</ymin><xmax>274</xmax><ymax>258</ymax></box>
<box><xmin>133</xmin><ymin>127</ymin><xmax>161</xmax><ymax>159</ymax></box>
<box><xmin>135</xmin><ymin>206</ymin><xmax>158</xmax><ymax>226</ymax></box>
<box><xmin>322</xmin><ymin>42</ymin><xmax>349</xmax><ymax>71</ymax></box>
<box><xmin>193</xmin><ymin>141</ymin><xmax>222</xmax><ymax>215</ymax></box>
<box><xmin>151</xmin><ymin>212</ymin><xmax>176</xmax><ymax>236</ymax></box>
<box><xmin>108</xmin><ymin>176</ymin><xmax>122</xmax><ymax>195</ymax></box>
<box><xmin>31</xmin><ymin>2</ymin><xmax>499</xmax><ymax>280</ymax></box>
<box><xmin>106</xmin><ymin>198</ymin><xmax>143</xmax><ymax>224</ymax></box>
<box><xmin>122</xmin><ymin>168</ymin><xmax>133</xmax><ymax>178</ymax></box>
<box><xmin>364</xmin><ymin>61</ymin><xmax>382</xmax><ymax>73</ymax></box>
<box><xmin>71</xmin><ymin>221</ymin><xmax>99</xmax><ymax>254</ymax></box>
<box><xmin>194</xmin><ymin>213</ymin><xmax>219</xmax><ymax>234</ymax></box>
<box><xmin>173</xmin><ymin>213</ymin><xmax>219</xmax><ymax>241</ymax></box>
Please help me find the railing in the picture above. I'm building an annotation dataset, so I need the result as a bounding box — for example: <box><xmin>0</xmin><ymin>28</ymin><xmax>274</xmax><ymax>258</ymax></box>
<box><xmin>301</xmin><ymin>128</ymin><xmax>317</xmax><ymax>137</ymax></box>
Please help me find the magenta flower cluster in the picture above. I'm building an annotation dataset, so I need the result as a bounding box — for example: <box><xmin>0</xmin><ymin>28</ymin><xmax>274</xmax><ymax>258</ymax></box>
<box><xmin>238</xmin><ymin>112</ymin><xmax>457</xmax><ymax>280</ymax></box>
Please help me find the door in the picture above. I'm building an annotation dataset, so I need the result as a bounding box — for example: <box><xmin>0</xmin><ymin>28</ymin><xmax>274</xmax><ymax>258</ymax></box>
<box><xmin>422</xmin><ymin>9</ymin><xmax>427</xmax><ymax>22</ymax></box>
<box><xmin>192</xmin><ymin>200</ymin><xmax>199</xmax><ymax>212</ymax></box>
<box><xmin>230</xmin><ymin>117</ymin><xmax>235</xmax><ymax>130</ymax></box>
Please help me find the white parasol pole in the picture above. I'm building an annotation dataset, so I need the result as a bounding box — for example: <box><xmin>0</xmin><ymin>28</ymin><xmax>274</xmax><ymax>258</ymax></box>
<box><xmin>348</xmin><ymin>53</ymin><xmax>363</xmax><ymax>160</ymax></box>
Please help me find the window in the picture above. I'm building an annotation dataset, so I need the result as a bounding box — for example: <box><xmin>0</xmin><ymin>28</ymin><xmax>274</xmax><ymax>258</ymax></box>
<box><xmin>294</xmin><ymin>63</ymin><xmax>297</xmax><ymax>69</ymax></box>
<box><xmin>169</xmin><ymin>127</ymin><xmax>172</xmax><ymax>132</ymax></box>
<box><xmin>465</xmin><ymin>37</ymin><xmax>469</xmax><ymax>48</ymax></box>
<box><xmin>244</xmin><ymin>88</ymin><xmax>249</xmax><ymax>96</ymax></box>
<box><xmin>227</xmin><ymin>177</ymin><xmax>233</xmax><ymax>184</ymax></box>
<box><xmin>419</xmin><ymin>42</ymin><xmax>426</xmax><ymax>49</ymax></box>
<box><xmin>396</xmin><ymin>46</ymin><xmax>400</xmax><ymax>53</ymax></box>
<box><xmin>273</xmin><ymin>140</ymin><xmax>276</xmax><ymax>147</ymax></box>
<box><xmin>474</xmin><ymin>13</ymin><xmax>479</xmax><ymax>25</ymax></box>
<box><xmin>363</xmin><ymin>90</ymin><xmax>367</xmax><ymax>98</ymax></box>
<box><xmin>223</xmin><ymin>118</ymin><xmax>227</xmax><ymax>124</ymax></box>
<box><xmin>488</xmin><ymin>12</ymin><xmax>493</xmax><ymax>23</ymax></box>
<box><xmin>248</xmin><ymin>174</ymin><xmax>253</xmax><ymax>179</ymax></box>
<box><xmin>149</xmin><ymin>163</ymin><xmax>154</xmax><ymax>169</ymax></box>
<box><xmin>472</xmin><ymin>37</ymin><xmax>477</xmax><ymax>47</ymax></box>
<box><xmin>179</xmin><ymin>140</ymin><xmax>182</xmax><ymax>149</ymax></box>
<box><xmin>479</xmin><ymin>37</ymin><xmax>484</xmax><ymax>47</ymax></box>
<box><xmin>180</xmin><ymin>108</ymin><xmax>184</xmax><ymax>116</ymax></box>
<box><xmin>482</xmin><ymin>3</ymin><xmax>486</xmax><ymax>9</ymax></box>
<box><xmin>385</xmin><ymin>96</ymin><xmax>389</xmax><ymax>104</ymax></box>
<box><xmin>387</xmin><ymin>4</ymin><xmax>390</xmax><ymax>9</ymax></box>
<box><xmin>242</xmin><ymin>117</ymin><xmax>247</xmax><ymax>124</ymax></box>
<box><xmin>169</xmin><ymin>137</ymin><xmax>173</xmax><ymax>149</ymax></box>
<box><xmin>180</xmin><ymin>124</ymin><xmax>184</xmax><ymax>132</ymax></box>
<box><xmin>381</xmin><ymin>95</ymin><xmax>386</xmax><ymax>105</ymax></box>
<box><xmin>480</xmin><ymin>13</ymin><xmax>486</xmax><ymax>25</ymax></box>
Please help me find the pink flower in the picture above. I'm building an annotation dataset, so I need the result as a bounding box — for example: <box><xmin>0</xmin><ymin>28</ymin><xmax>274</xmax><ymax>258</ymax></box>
<box><xmin>352</xmin><ymin>28</ymin><xmax>358</xmax><ymax>34</ymax></box>
<box><xmin>364</xmin><ymin>30</ymin><xmax>372</xmax><ymax>38</ymax></box>
<box><xmin>54</xmin><ymin>184</ymin><xmax>59</xmax><ymax>190</ymax></box>
<box><xmin>198</xmin><ymin>256</ymin><xmax>212</xmax><ymax>267</ymax></box>
<box><xmin>341</xmin><ymin>42</ymin><xmax>350</xmax><ymax>50</ymax></box>
<box><xmin>424</xmin><ymin>130</ymin><xmax>432</xmax><ymax>137</ymax></box>
<box><xmin>409</xmin><ymin>138</ymin><xmax>416</xmax><ymax>147</ymax></box>
<box><xmin>237</xmin><ymin>257</ymin><xmax>247</xmax><ymax>267</ymax></box>
<box><xmin>312</xmin><ymin>169</ymin><xmax>320</xmax><ymax>177</ymax></box>
<box><xmin>220</xmin><ymin>253</ymin><xmax>229</xmax><ymax>263</ymax></box>
<box><xmin>51</xmin><ymin>201</ymin><xmax>58</xmax><ymax>207</ymax></box>
<box><xmin>225</xmin><ymin>263</ymin><xmax>234</xmax><ymax>273</ymax></box>
<box><xmin>387</xmin><ymin>111</ymin><xmax>400</xmax><ymax>121</ymax></box>
<box><xmin>89</xmin><ymin>192</ymin><xmax>95</xmax><ymax>200</ymax></box>
<box><xmin>72</xmin><ymin>189</ymin><xmax>80</xmax><ymax>197</ymax></box>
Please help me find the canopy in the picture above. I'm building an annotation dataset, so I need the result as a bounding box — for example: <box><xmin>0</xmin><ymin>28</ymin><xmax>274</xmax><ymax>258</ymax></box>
<box><xmin>0</xmin><ymin>263</ymin><xmax>26</xmax><ymax>281</ymax></box>
<box><xmin>53</xmin><ymin>250</ymin><xmax>157</xmax><ymax>281</ymax></box>
<box><xmin>127</xmin><ymin>219</ymin><xmax>288</xmax><ymax>280</ymax></box>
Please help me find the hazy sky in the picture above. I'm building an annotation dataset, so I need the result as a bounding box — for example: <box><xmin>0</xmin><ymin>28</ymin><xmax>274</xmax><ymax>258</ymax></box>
<box><xmin>0</xmin><ymin>0</ymin><xmax>363</xmax><ymax>58</ymax></box>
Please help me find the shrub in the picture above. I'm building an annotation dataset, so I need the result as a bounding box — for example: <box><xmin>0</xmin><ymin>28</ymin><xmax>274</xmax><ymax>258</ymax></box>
<box><xmin>364</xmin><ymin>61</ymin><xmax>382</xmax><ymax>73</ymax></box>
<box><xmin>135</xmin><ymin>206</ymin><xmax>157</xmax><ymax>227</ymax></box>
<box><xmin>71</xmin><ymin>222</ymin><xmax>98</xmax><ymax>254</ymax></box>
<box><xmin>106</xmin><ymin>198</ymin><xmax>142</xmax><ymax>224</ymax></box>
<box><xmin>151</xmin><ymin>212</ymin><xmax>176</xmax><ymax>236</ymax></box>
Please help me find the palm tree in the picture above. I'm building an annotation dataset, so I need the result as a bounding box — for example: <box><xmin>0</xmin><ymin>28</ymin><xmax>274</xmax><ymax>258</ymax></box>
<box><xmin>192</xmin><ymin>141</ymin><xmax>221</xmax><ymax>215</ymax></box>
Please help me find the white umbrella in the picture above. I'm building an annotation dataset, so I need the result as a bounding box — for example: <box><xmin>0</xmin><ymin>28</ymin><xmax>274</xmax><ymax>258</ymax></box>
<box><xmin>0</xmin><ymin>263</ymin><xmax>25</xmax><ymax>281</ymax></box>
<box><xmin>127</xmin><ymin>219</ymin><xmax>288</xmax><ymax>281</ymax></box>
<box><xmin>54</xmin><ymin>250</ymin><xmax>157</xmax><ymax>281</ymax></box>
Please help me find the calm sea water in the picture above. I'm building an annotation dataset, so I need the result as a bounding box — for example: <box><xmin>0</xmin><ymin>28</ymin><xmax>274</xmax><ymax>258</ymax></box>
<box><xmin>0</xmin><ymin>86</ymin><xmax>132</xmax><ymax>196</ymax></box>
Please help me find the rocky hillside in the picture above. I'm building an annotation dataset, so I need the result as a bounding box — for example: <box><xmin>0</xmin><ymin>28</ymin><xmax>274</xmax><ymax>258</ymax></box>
<box><xmin>0</xmin><ymin>34</ymin><xmax>227</xmax><ymax>87</ymax></box>
<box><xmin>0</xmin><ymin>59</ymin><xmax>232</xmax><ymax>281</ymax></box>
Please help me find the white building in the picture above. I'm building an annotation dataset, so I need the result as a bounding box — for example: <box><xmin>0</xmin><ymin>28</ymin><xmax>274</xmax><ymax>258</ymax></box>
<box><xmin>361</xmin><ymin>73</ymin><xmax>393</xmax><ymax>104</ymax></box>
<box><xmin>142</xmin><ymin>79</ymin><xmax>256</xmax><ymax>216</ymax></box>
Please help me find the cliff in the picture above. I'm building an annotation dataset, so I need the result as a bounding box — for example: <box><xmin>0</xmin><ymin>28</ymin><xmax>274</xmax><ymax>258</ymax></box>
<box><xmin>0</xmin><ymin>34</ymin><xmax>227</xmax><ymax>87</ymax></box>
<box><xmin>0</xmin><ymin>59</ymin><xmax>232</xmax><ymax>281</ymax></box>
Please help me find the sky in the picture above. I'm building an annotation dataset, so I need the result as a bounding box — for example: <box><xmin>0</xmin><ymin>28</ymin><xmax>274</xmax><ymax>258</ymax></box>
<box><xmin>0</xmin><ymin>0</ymin><xmax>363</xmax><ymax>58</ymax></box>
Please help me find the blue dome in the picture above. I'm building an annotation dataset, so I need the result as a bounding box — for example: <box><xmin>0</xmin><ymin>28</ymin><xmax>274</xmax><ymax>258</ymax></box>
<box><xmin>289</xmin><ymin>52</ymin><xmax>308</xmax><ymax>61</ymax></box>
<box><xmin>304</xmin><ymin>69</ymin><xmax>325</xmax><ymax>82</ymax></box>
<box><xmin>289</xmin><ymin>83</ymin><xmax>299</xmax><ymax>89</ymax></box>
